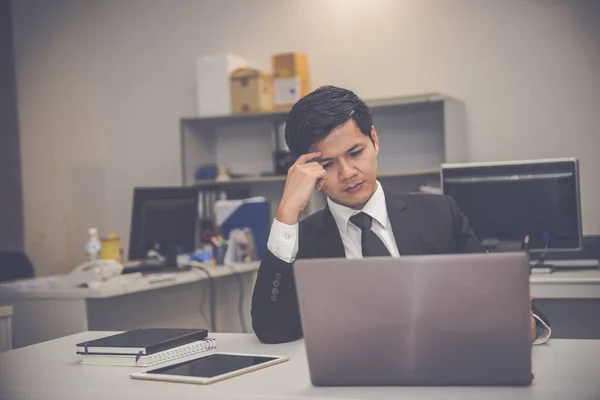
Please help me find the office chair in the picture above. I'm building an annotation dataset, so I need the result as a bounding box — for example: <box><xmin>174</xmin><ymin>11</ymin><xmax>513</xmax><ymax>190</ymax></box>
<box><xmin>0</xmin><ymin>251</ymin><xmax>35</xmax><ymax>283</ymax></box>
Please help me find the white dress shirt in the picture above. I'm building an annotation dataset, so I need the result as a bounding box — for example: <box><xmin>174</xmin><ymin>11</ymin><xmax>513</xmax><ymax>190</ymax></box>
<box><xmin>266</xmin><ymin>181</ymin><xmax>551</xmax><ymax>344</ymax></box>
<box><xmin>267</xmin><ymin>181</ymin><xmax>397</xmax><ymax>262</ymax></box>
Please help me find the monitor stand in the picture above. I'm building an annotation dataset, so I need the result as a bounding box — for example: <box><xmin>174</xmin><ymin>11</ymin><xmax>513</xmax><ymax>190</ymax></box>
<box><xmin>122</xmin><ymin>245</ymin><xmax>191</xmax><ymax>275</ymax></box>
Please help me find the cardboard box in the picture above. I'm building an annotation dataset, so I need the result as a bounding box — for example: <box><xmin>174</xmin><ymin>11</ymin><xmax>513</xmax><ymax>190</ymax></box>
<box><xmin>196</xmin><ymin>54</ymin><xmax>248</xmax><ymax>116</ymax></box>
<box><xmin>273</xmin><ymin>52</ymin><xmax>309</xmax><ymax>78</ymax></box>
<box><xmin>230</xmin><ymin>68</ymin><xmax>273</xmax><ymax>114</ymax></box>
<box><xmin>272</xmin><ymin>53</ymin><xmax>310</xmax><ymax>110</ymax></box>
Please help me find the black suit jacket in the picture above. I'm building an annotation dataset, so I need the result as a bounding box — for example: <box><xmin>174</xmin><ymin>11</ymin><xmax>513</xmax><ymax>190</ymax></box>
<box><xmin>251</xmin><ymin>192</ymin><xmax>549</xmax><ymax>344</ymax></box>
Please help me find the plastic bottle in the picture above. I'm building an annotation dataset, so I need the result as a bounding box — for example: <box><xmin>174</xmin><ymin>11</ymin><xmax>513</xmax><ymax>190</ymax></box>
<box><xmin>85</xmin><ymin>228</ymin><xmax>101</xmax><ymax>261</ymax></box>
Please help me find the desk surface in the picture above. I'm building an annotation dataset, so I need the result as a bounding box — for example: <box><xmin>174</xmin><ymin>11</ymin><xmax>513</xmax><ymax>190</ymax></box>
<box><xmin>1</xmin><ymin>331</ymin><xmax>599</xmax><ymax>400</ymax></box>
<box><xmin>0</xmin><ymin>262</ymin><xmax>260</xmax><ymax>300</ymax></box>
<box><xmin>1</xmin><ymin>264</ymin><xmax>598</xmax><ymax>300</ymax></box>
<box><xmin>530</xmin><ymin>269</ymin><xmax>600</xmax><ymax>284</ymax></box>
<box><xmin>0</xmin><ymin>305</ymin><xmax>12</xmax><ymax>318</ymax></box>
<box><xmin>530</xmin><ymin>269</ymin><xmax>600</xmax><ymax>299</ymax></box>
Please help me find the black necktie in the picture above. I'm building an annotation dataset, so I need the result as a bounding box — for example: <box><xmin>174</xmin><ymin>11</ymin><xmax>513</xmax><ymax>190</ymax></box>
<box><xmin>349</xmin><ymin>212</ymin><xmax>391</xmax><ymax>257</ymax></box>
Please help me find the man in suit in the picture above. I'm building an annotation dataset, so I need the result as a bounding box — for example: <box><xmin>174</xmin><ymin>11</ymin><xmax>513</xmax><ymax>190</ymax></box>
<box><xmin>251</xmin><ymin>86</ymin><xmax>551</xmax><ymax>345</ymax></box>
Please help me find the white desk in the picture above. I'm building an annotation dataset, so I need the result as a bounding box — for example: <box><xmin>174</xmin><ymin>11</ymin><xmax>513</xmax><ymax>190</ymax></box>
<box><xmin>1</xmin><ymin>331</ymin><xmax>599</xmax><ymax>400</ymax></box>
<box><xmin>2</xmin><ymin>265</ymin><xmax>598</xmax><ymax>347</ymax></box>
<box><xmin>0</xmin><ymin>306</ymin><xmax>12</xmax><ymax>352</ymax></box>
<box><xmin>530</xmin><ymin>269</ymin><xmax>600</xmax><ymax>339</ymax></box>
<box><xmin>530</xmin><ymin>269</ymin><xmax>600</xmax><ymax>299</ymax></box>
<box><xmin>0</xmin><ymin>263</ymin><xmax>259</xmax><ymax>348</ymax></box>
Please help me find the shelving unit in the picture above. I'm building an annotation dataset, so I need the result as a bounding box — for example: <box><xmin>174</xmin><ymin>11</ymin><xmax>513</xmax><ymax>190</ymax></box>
<box><xmin>180</xmin><ymin>93</ymin><xmax>467</xmax><ymax>217</ymax></box>
<box><xmin>191</xmin><ymin>168</ymin><xmax>441</xmax><ymax>188</ymax></box>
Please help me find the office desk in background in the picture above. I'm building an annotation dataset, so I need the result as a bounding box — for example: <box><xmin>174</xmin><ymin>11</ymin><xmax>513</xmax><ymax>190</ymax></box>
<box><xmin>1</xmin><ymin>264</ymin><xmax>599</xmax><ymax>347</ymax></box>
<box><xmin>0</xmin><ymin>263</ymin><xmax>259</xmax><ymax>348</ymax></box>
<box><xmin>530</xmin><ymin>269</ymin><xmax>600</xmax><ymax>298</ymax></box>
<box><xmin>0</xmin><ymin>306</ymin><xmax>12</xmax><ymax>352</ymax></box>
<box><xmin>1</xmin><ymin>331</ymin><xmax>599</xmax><ymax>400</ymax></box>
<box><xmin>530</xmin><ymin>269</ymin><xmax>600</xmax><ymax>339</ymax></box>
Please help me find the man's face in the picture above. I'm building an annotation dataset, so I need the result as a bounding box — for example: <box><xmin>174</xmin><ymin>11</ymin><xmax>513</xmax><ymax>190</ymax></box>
<box><xmin>309</xmin><ymin>120</ymin><xmax>379</xmax><ymax>209</ymax></box>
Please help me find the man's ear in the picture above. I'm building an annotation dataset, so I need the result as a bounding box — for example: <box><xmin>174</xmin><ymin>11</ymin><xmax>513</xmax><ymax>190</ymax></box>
<box><xmin>371</xmin><ymin>126</ymin><xmax>380</xmax><ymax>156</ymax></box>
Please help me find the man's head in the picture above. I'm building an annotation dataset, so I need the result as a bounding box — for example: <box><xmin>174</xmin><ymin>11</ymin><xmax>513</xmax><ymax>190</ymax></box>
<box><xmin>285</xmin><ymin>86</ymin><xmax>379</xmax><ymax>209</ymax></box>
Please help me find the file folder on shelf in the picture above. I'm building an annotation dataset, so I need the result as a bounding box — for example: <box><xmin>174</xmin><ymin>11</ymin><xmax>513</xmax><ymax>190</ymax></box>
<box><xmin>215</xmin><ymin>197</ymin><xmax>270</xmax><ymax>260</ymax></box>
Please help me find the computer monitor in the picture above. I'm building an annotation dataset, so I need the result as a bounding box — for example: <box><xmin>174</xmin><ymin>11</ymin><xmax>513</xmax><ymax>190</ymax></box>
<box><xmin>441</xmin><ymin>158</ymin><xmax>582</xmax><ymax>253</ymax></box>
<box><xmin>128</xmin><ymin>187</ymin><xmax>199</xmax><ymax>262</ymax></box>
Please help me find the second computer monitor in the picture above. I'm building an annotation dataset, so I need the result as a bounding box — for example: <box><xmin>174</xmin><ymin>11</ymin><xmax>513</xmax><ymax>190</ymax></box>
<box><xmin>441</xmin><ymin>158</ymin><xmax>581</xmax><ymax>252</ymax></box>
<box><xmin>129</xmin><ymin>187</ymin><xmax>199</xmax><ymax>261</ymax></box>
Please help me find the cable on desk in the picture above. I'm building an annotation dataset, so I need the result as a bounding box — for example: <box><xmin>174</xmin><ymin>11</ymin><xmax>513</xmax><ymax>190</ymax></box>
<box><xmin>192</xmin><ymin>265</ymin><xmax>217</xmax><ymax>332</ymax></box>
<box><xmin>227</xmin><ymin>264</ymin><xmax>248</xmax><ymax>333</ymax></box>
<box><xmin>534</xmin><ymin>244</ymin><xmax>549</xmax><ymax>269</ymax></box>
<box><xmin>534</xmin><ymin>232</ymin><xmax>551</xmax><ymax>269</ymax></box>
<box><xmin>197</xmin><ymin>274</ymin><xmax>210</xmax><ymax>328</ymax></box>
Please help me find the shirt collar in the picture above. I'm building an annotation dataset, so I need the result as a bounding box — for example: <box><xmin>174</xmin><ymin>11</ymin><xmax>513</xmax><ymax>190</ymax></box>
<box><xmin>327</xmin><ymin>181</ymin><xmax>389</xmax><ymax>239</ymax></box>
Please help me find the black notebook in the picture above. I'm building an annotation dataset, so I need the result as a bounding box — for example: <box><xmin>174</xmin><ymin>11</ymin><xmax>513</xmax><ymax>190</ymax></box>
<box><xmin>76</xmin><ymin>328</ymin><xmax>208</xmax><ymax>355</ymax></box>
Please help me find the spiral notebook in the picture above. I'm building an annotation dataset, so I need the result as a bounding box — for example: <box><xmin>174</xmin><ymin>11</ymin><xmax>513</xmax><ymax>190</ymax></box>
<box><xmin>76</xmin><ymin>328</ymin><xmax>208</xmax><ymax>355</ymax></box>
<box><xmin>80</xmin><ymin>338</ymin><xmax>217</xmax><ymax>367</ymax></box>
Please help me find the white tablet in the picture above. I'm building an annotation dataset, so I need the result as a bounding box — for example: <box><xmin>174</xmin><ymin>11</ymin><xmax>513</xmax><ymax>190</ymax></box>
<box><xmin>130</xmin><ymin>352</ymin><xmax>289</xmax><ymax>385</ymax></box>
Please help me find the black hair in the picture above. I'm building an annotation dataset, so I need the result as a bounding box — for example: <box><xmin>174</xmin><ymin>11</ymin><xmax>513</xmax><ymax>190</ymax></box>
<box><xmin>284</xmin><ymin>85</ymin><xmax>374</xmax><ymax>156</ymax></box>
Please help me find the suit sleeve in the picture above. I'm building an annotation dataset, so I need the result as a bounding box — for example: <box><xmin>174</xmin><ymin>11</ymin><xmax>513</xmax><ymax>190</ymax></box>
<box><xmin>251</xmin><ymin>250</ymin><xmax>303</xmax><ymax>344</ymax></box>
<box><xmin>532</xmin><ymin>308</ymin><xmax>551</xmax><ymax>344</ymax></box>
<box><xmin>531</xmin><ymin>302</ymin><xmax>551</xmax><ymax>344</ymax></box>
<box><xmin>446</xmin><ymin>195</ymin><xmax>552</xmax><ymax>340</ymax></box>
<box><xmin>446</xmin><ymin>195</ymin><xmax>485</xmax><ymax>254</ymax></box>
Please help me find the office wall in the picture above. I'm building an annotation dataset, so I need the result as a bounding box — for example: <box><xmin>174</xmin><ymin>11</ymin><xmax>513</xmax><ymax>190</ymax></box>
<box><xmin>11</xmin><ymin>0</ymin><xmax>600</xmax><ymax>276</ymax></box>
<box><xmin>0</xmin><ymin>0</ymin><xmax>24</xmax><ymax>252</ymax></box>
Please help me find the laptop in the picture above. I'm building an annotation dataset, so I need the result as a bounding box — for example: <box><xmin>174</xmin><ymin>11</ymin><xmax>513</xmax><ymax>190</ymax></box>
<box><xmin>293</xmin><ymin>252</ymin><xmax>532</xmax><ymax>386</ymax></box>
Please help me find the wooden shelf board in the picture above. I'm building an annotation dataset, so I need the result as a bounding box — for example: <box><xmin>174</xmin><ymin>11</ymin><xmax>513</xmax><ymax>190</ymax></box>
<box><xmin>190</xmin><ymin>168</ymin><xmax>439</xmax><ymax>188</ymax></box>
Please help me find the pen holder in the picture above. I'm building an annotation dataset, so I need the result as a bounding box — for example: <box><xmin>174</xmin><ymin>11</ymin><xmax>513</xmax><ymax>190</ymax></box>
<box><xmin>212</xmin><ymin>245</ymin><xmax>227</xmax><ymax>266</ymax></box>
